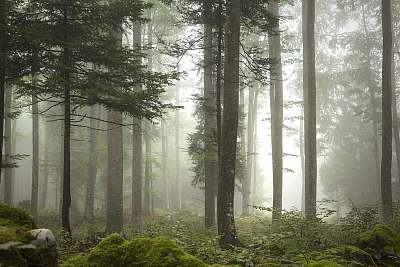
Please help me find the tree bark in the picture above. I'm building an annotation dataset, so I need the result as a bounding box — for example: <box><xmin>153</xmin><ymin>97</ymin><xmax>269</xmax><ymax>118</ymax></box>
<box><xmin>61</xmin><ymin>0</ymin><xmax>72</xmax><ymax>235</ymax></box>
<box><xmin>217</xmin><ymin>0</ymin><xmax>241</xmax><ymax>248</ymax></box>
<box><xmin>381</xmin><ymin>0</ymin><xmax>393</xmax><ymax>224</ymax></box>
<box><xmin>161</xmin><ymin>119</ymin><xmax>169</xmax><ymax>209</ymax></box>
<box><xmin>31</xmin><ymin>93</ymin><xmax>39</xmax><ymax>218</ymax></box>
<box><xmin>105</xmin><ymin>110</ymin><xmax>124</xmax><ymax>234</ymax></box>
<box><xmin>243</xmin><ymin>87</ymin><xmax>255</xmax><ymax>215</ymax></box>
<box><xmin>303</xmin><ymin>0</ymin><xmax>317</xmax><ymax>218</ymax></box>
<box><xmin>40</xmin><ymin>115</ymin><xmax>49</xmax><ymax>209</ymax></box>
<box><xmin>132</xmin><ymin>20</ymin><xmax>143</xmax><ymax>232</ymax></box>
<box><xmin>204</xmin><ymin>0</ymin><xmax>218</xmax><ymax>228</ymax></box>
<box><xmin>0</xmin><ymin>0</ymin><xmax>8</xmax><ymax>184</ymax></box>
<box><xmin>144</xmin><ymin>122</ymin><xmax>151</xmax><ymax>215</ymax></box>
<box><xmin>83</xmin><ymin>105</ymin><xmax>98</xmax><ymax>223</ymax></box>
<box><xmin>251</xmin><ymin>88</ymin><xmax>259</xmax><ymax>211</ymax></box>
<box><xmin>3</xmin><ymin>86</ymin><xmax>12</xmax><ymax>204</ymax></box>
<box><xmin>269</xmin><ymin>0</ymin><xmax>284</xmax><ymax>225</ymax></box>
<box><xmin>393</xmin><ymin>41</ymin><xmax>400</xmax><ymax>196</ymax></box>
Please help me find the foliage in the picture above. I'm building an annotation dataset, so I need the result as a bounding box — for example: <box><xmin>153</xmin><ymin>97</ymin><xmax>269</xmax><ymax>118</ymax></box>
<box><xmin>61</xmin><ymin>233</ymin><xmax>234</xmax><ymax>267</ymax></box>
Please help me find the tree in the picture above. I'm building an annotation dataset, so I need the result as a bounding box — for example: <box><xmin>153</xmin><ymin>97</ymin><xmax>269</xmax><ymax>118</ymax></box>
<box><xmin>203</xmin><ymin>0</ymin><xmax>218</xmax><ymax>228</ymax></box>
<box><xmin>3</xmin><ymin>86</ymin><xmax>12</xmax><ymax>204</ymax></box>
<box><xmin>381</xmin><ymin>0</ymin><xmax>393</xmax><ymax>224</ymax></box>
<box><xmin>83</xmin><ymin>106</ymin><xmax>99</xmax><ymax>223</ymax></box>
<box><xmin>303</xmin><ymin>0</ymin><xmax>317</xmax><ymax>218</ymax></box>
<box><xmin>269</xmin><ymin>0</ymin><xmax>284</xmax><ymax>225</ymax></box>
<box><xmin>217</xmin><ymin>0</ymin><xmax>241</xmax><ymax>248</ymax></box>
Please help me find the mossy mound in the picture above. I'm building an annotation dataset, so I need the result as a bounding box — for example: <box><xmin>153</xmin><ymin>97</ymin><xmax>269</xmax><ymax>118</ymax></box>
<box><xmin>0</xmin><ymin>204</ymin><xmax>56</xmax><ymax>267</ymax></box>
<box><xmin>62</xmin><ymin>233</ymin><xmax>232</xmax><ymax>267</ymax></box>
<box><xmin>294</xmin><ymin>246</ymin><xmax>374</xmax><ymax>266</ymax></box>
<box><xmin>356</xmin><ymin>224</ymin><xmax>400</xmax><ymax>264</ymax></box>
<box><xmin>0</xmin><ymin>203</ymin><xmax>36</xmax><ymax>245</ymax></box>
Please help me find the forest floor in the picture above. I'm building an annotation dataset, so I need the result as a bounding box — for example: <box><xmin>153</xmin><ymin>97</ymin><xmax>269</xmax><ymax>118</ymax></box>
<box><xmin>32</xmin><ymin>204</ymin><xmax>400</xmax><ymax>266</ymax></box>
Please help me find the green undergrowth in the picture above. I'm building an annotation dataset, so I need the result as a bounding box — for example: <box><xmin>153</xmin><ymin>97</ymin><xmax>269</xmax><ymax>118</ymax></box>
<box><xmin>0</xmin><ymin>203</ymin><xmax>36</xmax><ymax>244</ymax></box>
<box><xmin>61</xmin><ymin>233</ymin><xmax>235</xmax><ymax>267</ymax></box>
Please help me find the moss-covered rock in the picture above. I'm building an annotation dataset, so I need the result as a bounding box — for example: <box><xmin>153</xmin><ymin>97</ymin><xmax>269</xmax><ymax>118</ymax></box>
<box><xmin>356</xmin><ymin>224</ymin><xmax>400</xmax><ymax>265</ymax></box>
<box><xmin>62</xmin><ymin>233</ymin><xmax>234</xmax><ymax>267</ymax></box>
<box><xmin>0</xmin><ymin>204</ymin><xmax>57</xmax><ymax>267</ymax></box>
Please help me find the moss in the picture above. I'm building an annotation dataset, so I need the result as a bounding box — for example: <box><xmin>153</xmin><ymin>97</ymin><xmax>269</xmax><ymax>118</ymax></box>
<box><xmin>305</xmin><ymin>259</ymin><xmax>345</xmax><ymax>267</ymax></box>
<box><xmin>0</xmin><ymin>203</ymin><xmax>36</xmax><ymax>229</ymax></box>
<box><xmin>62</xmin><ymin>234</ymin><xmax>233</xmax><ymax>267</ymax></box>
<box><xmin>356</xmin><ymin>224</ymin><xmax>400</xmax><ymax>263</ymax></box>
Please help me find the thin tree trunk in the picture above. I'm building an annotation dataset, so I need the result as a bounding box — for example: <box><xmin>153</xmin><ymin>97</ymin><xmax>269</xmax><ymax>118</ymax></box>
<box><xmin>243</xmin><ymin>87</ymin><xmax>255</xmax><ymax>215</ymax></box>
<box><xmin>0</xmin><ymin>0</ymin><xmax>7</xmax><ymax>183</ymax></box>
<box><xmin>269</xmin><ymin>0</ymin><xmax>284</xmax><ymax>225</ymax></box>
<box><xmin>217</xmin><ymin>0</ymin><xmax>241</xmax><ymax>248</ymax></box>
<box><xmin>144</xmin><ymin>122</ymin><xmax>151</xmax><ymax>215</ymax></box>
<box><xmin>204</xmin><ymin>0</ymin><xmax>217</xmax><ymax>228</ymax></box>
<box><xmin>300</xmin><ymin>115</ymin><xmax>305</xmax><ymax>211</ymax></box>
<box><xmin>175</xmin><ymin>85</ymin><xmax>181</xmax><ymax>209</ymax></box>
<box><xmin>40</xmin><ymin>115</ymin><xmax>49</xmax><ymax>210</ymax></box>
<box><xmin>393</xmin><ymin>41</ymin><xmax>400</xmax><ymax>195</ymax></box>
<box><xmin>161</xmin><ymin>119</ymin><xmax>169</xmax><ymax>209</ymax></box>
<box><xmin>61</xmin><ymin>1</ymin><xmax>72</xmax><ymax>234</ymax></box>
<box><xmin>3</xmin><ymin>86</ymin><xmax>12</xmax><ymax>204</ymax></box>
<box><xmin>251</xmin><ymin>89</ymin><xmax>259</xmax><ymax>211</ymax></box>
<box><xmin>132</xmin><ymin>20</ymin><xmax>143</xmax><ymax>233</ymax></box>
<box><xmin>381</xmin><ymin>0</ymin><xmax>393</xmax><ymax>224</ymax></box>
<box><xmin>83</xmin><ymin>105</ymin><xmax>98</xmax><ymax>223</ymax></box>
<box><xmin>31</xmin><ymin>93</ymin><xmax>39</xmax><ymax>218</ymax></box>
<box><xmin>303</xmin><ymin>0</ymin><xmax>317</xmax><ymax>218</ymax></box>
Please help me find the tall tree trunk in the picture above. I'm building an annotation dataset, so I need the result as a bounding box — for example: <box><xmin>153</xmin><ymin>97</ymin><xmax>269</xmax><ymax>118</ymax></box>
<box><xmin>269</xmin><ymin>0</ymin><xmax>284</xmax><ymax>225</ymax></box>
<box><xmin>381</xmin><ymin>0</ymin><xmax>393</xmax><ymax>224</ymax></box>
<box><xmin>243</xmin><ymin>87</ymin><xmax>255</xmax><ymax>215</ymax></box>
<box><xmin>204</xmin><ymin>0</ymin><xmax>218</xmax><ymax>228</ymax></box>
<box><xmin>175</xmin><ymin>85</ymin><xmax>181</xmax><ymax>209</ymax></box>
<box><xmin>161</xmin><ymin>119</ymin><xmax>169</xmax><ymax>209</ymax></box>
<box><xmin>303</xmin><ymin>0</ymin><xmax>317</xmax><ymax>218</ymax></box>
<box><xmin>0</xmin><ymin>0</ymin><xmax>7</xmax><ymax>183</ymax></box>
<box><xmin>393</xmin><ymin>41</ymin><xmax>400</xmax><ymax>195</ymax></box>
<box><xmin>83</xmin><ymin>105</ymin><xmax>98</xmax><ymax>223</ymax></box>
<box><xmin>61</xmin><ymin>1</ymin><xmax>72</xmax><ymax>234</ymax></box>
<box><xmin>300</xmin><ymin>115</ymin><xmax>305</xmax><ymax>211</ymax></box>
<box><xmin>3</xmin><ymin>86</ymin><xmax>12</xmax><ymax>204</ymax></box>
<box><xmin>217</xmin><ymin>0</ymin><xmax>241</xmax><ymax>248</ymax></box>
<box><xmin>251</xmin><ymin>88</ymin><xmax>259</xmax><ymax>211</ymax></box>
<box><xmin>105</xmin><ymin>110</ymin><xmax>124</xmax><ymax>234</ymax></box>
<box><xmin>31</xmin><ymin>94</ymin><xmax>39</xmax><ymax>218</ymax></box>
<box><xmin>40</xmin><ymin>115</ymin><xmax>49</xmax><ymax>209</ymax></box>
<box><xmin>144</xmin><ymin>122</ymin><xmax>151</xmax><ymax>215</ymax></box>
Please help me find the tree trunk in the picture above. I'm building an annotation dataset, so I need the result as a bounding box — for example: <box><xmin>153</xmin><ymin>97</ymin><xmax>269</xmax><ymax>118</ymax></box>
<box><xmin>381</xmin><ymin>0</ymin><xmax>393</xmax><ymax>224</ymax></box>
<box><xmin>204</xmin><ymin>0</ymin><xmax>218</xmax><ymax>228</ymax></box>
<box><xmin>3</xmin><ymin>86</ymin><xmax>12</xmax><ymax>204</ymax></box>
<box><xmin>303</xmin><ymin>0</ymin><xmax>317</xmax><ymax>218</ymax></box>
<box><xmin>83</xmin><ymin>105</ymin><xmax>98</xmax><ymax>223</ymax></box>
<box><xmin>243</xmin><ymin>87</ymin><xmax>255</xmax><ymax>215</ymax></box>
<box><xmin>161</xmin><ymin>119</ymin><xmax>169</xmax><ymax>209</ymax></box>
<box><xmin>40</xmin><ymin>115</ymin><xmax>49</xmax><ymax>210</ymax></box>
<box><xmin>175</xmin><ymin>85</ymin><xmax>182</xmax><ymax>209</ymax></box>
<box><xmin>144</xmin><ymin>122</ymin><xmax>151</xmax><ymax>216</ymax></box>
<box><xmin>217</xmin><ymin>0</ymin><xmax>241</xmax><ymax>248</ymax></box>
<box><xmin>300</xmin><ymin>115</ymin><xmax>305</xmax><ymax>211</ymax></box>
<box><xmin>251</xmin><ymin>89</ymin><xmax>259</xmax><ymax>211</ymax></box>
<box><xmin>31</xmin><ymin>93</ymin><xmax>39</xmax><ymax>218</ymax></box>
<box><xmin>61</xmin><ymin>1</ymin><xmax>72</xmax><ymax>235</ymax></box>
<box><xmin>393</xmin><ymin>41</ymin><xmax>400</xmax><ymax>196</ymax></box>
<box><xmin>0</xmin><ymin>0</ymin><xmax>7</xmax><ymax>183</ymax></box>
<box><xmin>269</xmin><ymin>0</ymin><xmax>284</xmax><ymax>225</ymax></box>
<box><xmin>132</xmin><ymin>20</ymin><xmax>143</xmax><ymax>233</ymax></box>
<box><xmin>105</xmin><ymin>110</ymin><xmax>124</xmax><ymax>234</ymax></box>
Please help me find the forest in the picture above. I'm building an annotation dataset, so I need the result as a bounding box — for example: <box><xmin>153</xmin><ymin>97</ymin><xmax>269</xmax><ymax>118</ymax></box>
<box><xmin>0</xmin><ymin>0</ymin><xmax>400</xmax><ymax>266</ymax></box>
